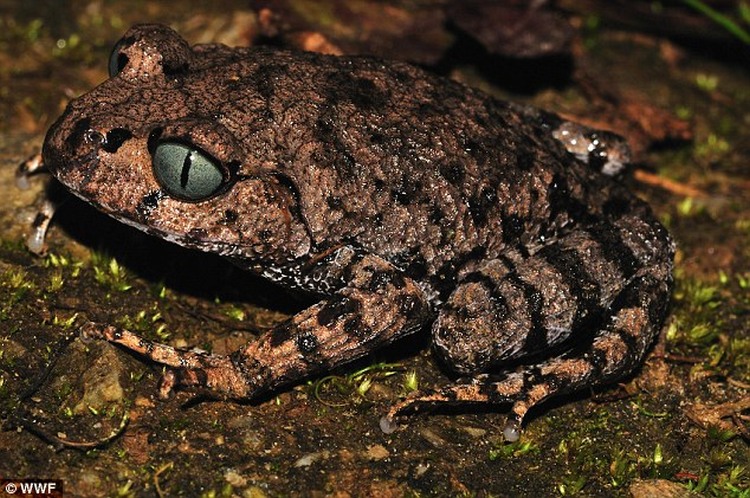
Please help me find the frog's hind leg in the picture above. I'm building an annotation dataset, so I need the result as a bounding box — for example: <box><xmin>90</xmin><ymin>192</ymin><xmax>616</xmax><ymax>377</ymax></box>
<box><xmin>384</xmin><ymin>271</ymin><xmax>671</xmax><ymax>440</ymax></box>
<box><xmin>384</xmin><ymin>208</ymin><xmax>673</xmax><ymax>440</ymax></box>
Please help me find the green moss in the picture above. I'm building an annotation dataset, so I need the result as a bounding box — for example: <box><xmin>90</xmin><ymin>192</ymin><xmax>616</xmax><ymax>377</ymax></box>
<box><xmin>310</xmin><ymin>361</ymin><xmax>403</xmax><ymax>406</ymax></box>
<box><xmin>0</xmin><ymin>268</ymin><xmax>36</xmax><ymax>321</ymax></box>
<box><xmin>402</xmin><ymin>369</ymin><xmax>419</xmax><ymax>394</ymax></box>
<box><xmin>669</xmin><ymin>267</ymin><xmax>750</xmax><ymax>382</ymax></box>
<box><xmin>488</xmin><ymin>439</ymin><xmax>538</xmax><ymax>461</ymax></box>
<box><xmin>91</xmin><ymin>252</ymin><xmax>133</xmax><ymax>293</ymax></box>
<box><xmin>116</xmin><ymin>308</ymin><xmax>168</xmax><ymax>341</ymax></box>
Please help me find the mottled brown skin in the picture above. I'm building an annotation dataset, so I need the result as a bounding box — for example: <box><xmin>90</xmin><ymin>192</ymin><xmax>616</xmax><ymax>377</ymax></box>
<box><xmin>41</xmin><ymin>24</ymin><xmax>673</xmax><ymax>439</ymax></box>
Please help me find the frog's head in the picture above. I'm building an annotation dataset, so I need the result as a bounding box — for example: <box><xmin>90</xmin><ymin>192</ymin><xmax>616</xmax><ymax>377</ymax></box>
<box><xmin>42</xmin><ymin>24</ymin><xmax>311</xmax><ymax>262</ymax></box>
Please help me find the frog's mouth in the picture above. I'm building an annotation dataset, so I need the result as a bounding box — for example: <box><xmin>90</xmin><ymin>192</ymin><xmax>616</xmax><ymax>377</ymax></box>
<box><xmin>74</xmin><ymin>191</ymin><xmax>249</xmax><ymax>259</ymax></box>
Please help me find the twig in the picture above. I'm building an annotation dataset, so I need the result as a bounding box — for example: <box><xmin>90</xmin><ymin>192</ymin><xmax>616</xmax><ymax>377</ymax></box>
<box><xmin>13</xmin><ymin>410</ymin><xmax>129</xmax><ymax>450</ymax></box>
<box><xmin>154</xmin><ymin>461</ymin><xmax>174</xmax><ymax>498</ymax></box>
<box><xmin>633</xmin><ymin>169</ymin><xmax>708</xmax><ymax>198</ymax></box>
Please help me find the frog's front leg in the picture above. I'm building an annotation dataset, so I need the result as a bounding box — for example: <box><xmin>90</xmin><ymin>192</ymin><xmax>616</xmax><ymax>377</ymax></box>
<box><xmin>16</xmin><ymin>153</ymin><xmax>62</xmax><ymax>255</ymax></box>
<box><xmin>83</xmin><ymin>249</ymin><xmax>432</xmax><ymax>400</ymax></box>
<box><xmin>384</xmin><ymin>210</ymin><xmax>673</xmax><ymax>441</ymax></box>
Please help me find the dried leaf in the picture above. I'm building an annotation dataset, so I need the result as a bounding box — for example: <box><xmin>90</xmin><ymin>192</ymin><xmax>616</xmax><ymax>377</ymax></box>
<box><xmin>252</xmin><ymin>0</ymin><xmax>453</xmax><ymax>63</ymax></box>
<box><xmin>447</xmin><ymin>0</ymin><xmax>573</xmax><ymax>57</ymax></box>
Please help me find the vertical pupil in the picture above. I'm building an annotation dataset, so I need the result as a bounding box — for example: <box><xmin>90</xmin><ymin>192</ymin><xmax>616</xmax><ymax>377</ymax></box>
<box><xmin>153</xmin><ymin>141</ymin><xmax>224</xmax><ymax>201</ymax></box>
<box><xmin>180</xmin><ymin>150</ymin><xmax>193</xmax><ymax>189</ymax></box>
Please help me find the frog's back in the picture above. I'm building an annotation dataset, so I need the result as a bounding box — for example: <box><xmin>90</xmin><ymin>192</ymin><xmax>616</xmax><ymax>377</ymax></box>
<box><xmin>185</xmin><ymin>45</ymin><xmax>627</xmax><ymax>292</ymax></box>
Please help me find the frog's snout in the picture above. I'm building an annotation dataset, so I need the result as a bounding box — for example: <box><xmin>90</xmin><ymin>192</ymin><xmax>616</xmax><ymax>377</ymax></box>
<box><xmin>42</xmin><ymin>110</ymin><xmax>105</xmax><ymax>185</ymax></box>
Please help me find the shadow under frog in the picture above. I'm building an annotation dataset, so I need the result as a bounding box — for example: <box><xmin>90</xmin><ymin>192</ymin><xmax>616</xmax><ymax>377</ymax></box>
<box><xmin>24</xmin><ymin>24</ymin><xmax>674</xmax><ymax>441</ymax></box>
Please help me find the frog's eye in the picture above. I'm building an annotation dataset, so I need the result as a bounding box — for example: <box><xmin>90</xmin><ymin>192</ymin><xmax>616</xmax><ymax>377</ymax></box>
<box><xmin>152</xmin><ymin>142</ymin><xmax>225</xmax><ymax>201</ymax></box>
<box><xmin>108</xmin><ymin>38</ymin><xmax>130</xmax><ymax>77</ymax></box>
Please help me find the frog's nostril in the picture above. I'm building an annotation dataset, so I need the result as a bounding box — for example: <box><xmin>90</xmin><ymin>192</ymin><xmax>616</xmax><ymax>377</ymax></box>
<box><xmin>84</xmin><ymin>128</ymin><xmax>104</xmax><ymax>146</ymax></box>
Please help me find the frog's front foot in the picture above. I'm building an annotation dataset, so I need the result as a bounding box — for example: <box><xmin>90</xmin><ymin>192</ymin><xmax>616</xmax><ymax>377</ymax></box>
<box><xmin>156</xmin><ymin>365</ymin><xmax>248</xmax><ymax>401</ymax></box>
<box><xmin>79</xmin><ymin>322</ymin><xmax>259</xmax><ymax>400</ymax></box>
<box><xmin>16</xmin><ymin>153</ymin><xmax>59</xmax><ymax>255</ymax></box>
<box><xmin>16</xmin><ymin>153</ymin><xmax>44</xmax><ymax>190</ymax></box>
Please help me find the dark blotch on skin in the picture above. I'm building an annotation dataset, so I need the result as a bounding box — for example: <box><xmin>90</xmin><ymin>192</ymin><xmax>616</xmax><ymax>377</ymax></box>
<box><xmin>222</xmin><ymin>209</ymin><xmax>238</xmax><ymax>223</ymax></box>
<box><xmin>368</xmin><ymin>270</ymin><xmax>394</xmax><ymax>291</ymax></box>
<box><xmin>504</xmin><ymin>273</ymin><xmax>546</xmax><ymax>353</ymax></box>
<box><xmin>438</xmin><ymin>162</ymin><xmax>464</xmax><ymax>185</ymax></box>
<box><xmin>258</xmin><ymin>229</ymin><xmax>272</xmax><ymax>243</ymax></box>
<box><xmin>501</xmin><ymin>213</ymin><xmax>525</xmax><ymax>244</ymax></box>
<box><xmin>326</xmin><ymin>73</ymin><xmax>387</xmax><ymax>110</ymax></box>
<box><xmin>434</xmin><ymin>261</ymin><xmax>459</xmax><ymax>301</ymax></box>
<box><xmin>585</xmin><ymin>223</ymin><xmax>640</xmax><ymax>280</ymax></box>
<box><xmin>586</xmin><ymin>346</ymin><xmax>609</xmax><ymax>374</ymax></box>
<box><xmin>404</xmin><ymin>256</ymin><xmax>428</xmax><ymax>281</ymax></box>
<box><xmin>540</xmin><ymin>244</ymin><xmax>603</xmax><ymax>334</ymax></box>
<box><xmin>391</xmin><ymin>176</ymin><xmax>420</xmax><ymax>206</ymax></box>
<box><xmin>102</xmin><ymin>128</ymin><xmax>133</xmax><ymax>153</ymax></box>
<box><xmin>253</xmin><ymin>64</ymin><xmax>287</xmax><ymax>101</ymax></box>
<box><xmin>317</xmin><ymin>296</ymin><xmax>360</xmax><ymax>327</ymax></box>
<box><xmin>268</xmin><ymin>321</ymin><xmax>295</xmax><ymax>347</ymax></box>
<box><xmin>296</xmin><ymin>332</ymin><xmax>320</xmax><ymax>355</ymax></box>
<box><xmin>464</xmin><ymin>139</ymin><xmax>490</xmax><ymax>166</ymax></box>
<box><xmin>327</xmin><ymin>196</ymin><xmax>343</xmax><ymax>210</ymax></box>
<box><xmin>603</xmin><ymin>196</ymin><xmax>632</xmax><ymax>218</ymax></box>
<box><xmin>369</xmin><ymin>132</ymin><xmax>384</xmax><ymax>144</ymax></box>
<box><xmin>343</xmin><ymin>316</ymin><xmax>361</xmax><ymax>335</ymax></box>
<box><xmin>433</xmin><ymin>246</ymin><xmax>487</xmax><ymax>301</ymax></box>
<box><xmin>429</xmin><ymin>206</ymin><xmax>444</xmax><ymax>224</ymax></box>
<box><xmin>162</xmin><ymin>60</ymin><xmax>189</xmax><ymax>77</ymax></box>
<box><xmin>136</xmin><ymin>190</ymin><xmax>164</xmax><ymax>219</ymax></box>
<box><xmin>548</xmin><ymin>173</ymin><xmax>588</xmax><ymax>224</ymax></box>
<box><xmin>367</xmin><ymin>269</ymin><xmax>406</xmax><ymax>292</ymax></box>
<box><xmin>65</xmin><ymin>118</ymin><xmax>93</xmax><ymax>153</ymax></box>
<box><xmin>515</xmin><ymin>147</ymin><xmax>535</xmax><ymax>171</ymax></box>
<box><xmin>315</xmin><ymin>116</ymin><xmax>335</xmax><ymax>141</ymax></box>
<box><xmin>147</xmin><ymin>127</ymin><xmax>163</xmax><ymax>154</ymax></box>
<box><xmin>468</xmin><ymin>186</ymin><xmax>498</xmax><ymax>227</ymax></box>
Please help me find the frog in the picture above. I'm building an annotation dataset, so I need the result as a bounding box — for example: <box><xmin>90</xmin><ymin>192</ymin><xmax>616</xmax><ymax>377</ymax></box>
<box><xmin>28</xmin><ymin>24</ymin><xmax>674</xmax><ymax>441</ymax></box>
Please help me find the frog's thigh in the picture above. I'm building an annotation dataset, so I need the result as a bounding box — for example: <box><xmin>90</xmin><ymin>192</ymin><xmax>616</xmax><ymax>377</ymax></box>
<box><xmin>433</xmin><ymin>225</ymin><xmax>638</xmax><ymax>374</ymax></box>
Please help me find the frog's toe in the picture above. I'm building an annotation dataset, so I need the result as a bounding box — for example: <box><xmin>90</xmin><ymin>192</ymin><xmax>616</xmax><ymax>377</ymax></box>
<box><xmin>502</xmin><ymin>412</ymin><xmax>523</xmax><ymax>442</ymax></box>
<box><xmin>158</xmin><ymin>370</ymin><xmax>177</xmax><ymax>400</ymax></box>
<box><xmin>379</xmin><ymin>414</ymin><xmax>399</xmax><ymax>434</ymax></box>
<box><xmin>384</xmin><ymin>373</ymin><xmax>523</xmax><ymax>425</ymax></box>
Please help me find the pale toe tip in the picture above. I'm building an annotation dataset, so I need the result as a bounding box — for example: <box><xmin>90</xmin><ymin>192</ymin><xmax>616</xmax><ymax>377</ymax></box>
<box><xmin>158</xmin><ymin>370</ymin><xmax>177</xmax><ymax>400</ymax></box>
<box><xmin>379</xmin><ymin>415</ymin><xmax>399</xmax><ymax>434</ymax></box>
<box><xmin>502</xmin><ymin>422</ymin><xmax>521</xmax><ymax>442</ymax></box>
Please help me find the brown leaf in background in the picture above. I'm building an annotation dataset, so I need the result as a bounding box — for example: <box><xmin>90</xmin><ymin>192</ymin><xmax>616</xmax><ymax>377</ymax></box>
<box><xmin>568</xmin><ymin>71</ymin><xmax>693</xmax><ymax>157</ymax></box>
<box><xmin>447</xmin><ymin>0</ymin><xmax>573</xmax><ymax>57</ymax></box>
<box><xmin>252</xmin><ymin>0</ymin><xmax>453</xmax><ymax>63</ymax></box>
